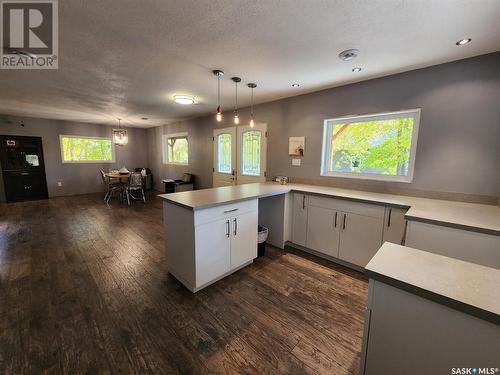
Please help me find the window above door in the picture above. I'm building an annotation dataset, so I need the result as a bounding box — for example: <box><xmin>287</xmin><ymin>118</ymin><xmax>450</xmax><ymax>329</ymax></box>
<box><xmin>321</xmin><ymin>109</ymin><xmax>420</xmax><ymax>182</ymax></box>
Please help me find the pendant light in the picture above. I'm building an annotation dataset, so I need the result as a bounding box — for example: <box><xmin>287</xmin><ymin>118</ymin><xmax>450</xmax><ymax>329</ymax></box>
<box><xmin>247</xmin><ymin>83</ymin><xmax>257</xmax><ymax>128</ymax></box>
<box><xmin>113</xmin><ymin>118</ymin><xmax>128</xmax><ymax>146</ymax></box>
<box><xmin>232</xmin><ymin>77</ymin><xmax>241</xmax><ymax>125</ymax></box>
<box><xmin>213</xmin><ymin>69</ymin><xmax>224</xmax><ymax>122</ymax></box>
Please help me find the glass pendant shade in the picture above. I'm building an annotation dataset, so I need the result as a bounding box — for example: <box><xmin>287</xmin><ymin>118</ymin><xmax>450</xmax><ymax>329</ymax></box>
<box><xmin>113</xmin><ymin>129</ymin><xmax>128</xmax><ymax>146</ymax></box>
<box><xmin>113</xmin><ymin>118</ymin><xmax>128</xmax><ymax>146</ymax></box>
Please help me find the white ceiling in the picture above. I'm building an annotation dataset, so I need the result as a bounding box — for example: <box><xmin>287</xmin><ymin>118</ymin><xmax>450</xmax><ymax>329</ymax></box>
<box><xmin>1</xmin><ymin>0</ymin><xmax>499</xmax><ymax>128</ymax></box>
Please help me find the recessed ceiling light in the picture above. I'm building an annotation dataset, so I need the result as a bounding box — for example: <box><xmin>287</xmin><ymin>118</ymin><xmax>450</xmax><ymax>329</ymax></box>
<box><xmin>352</xmin><ymin>67</ymin><xmax>362</xmax><ymax>72</ymax></box>
<box><xmin>456</xmin><ymin>38</ymin><xmax>471</xmax><ymax>46</ymax></box>
<box><xmin>338</xmin><ymin>49</ymin><xmax>359</xmax><ymax>61</ymax></box>
<box><xmin>174</xmin><ymin>95</ymin><xmax>195</xmax><ymax>105</ymax></box>
<box><xmin>292</xmin><ymin>83</ymin><xmax>300</xmax><ymax>87</ymax></box>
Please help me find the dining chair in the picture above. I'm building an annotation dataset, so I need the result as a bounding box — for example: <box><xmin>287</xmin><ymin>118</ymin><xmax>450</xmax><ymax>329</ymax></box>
<box><xmin>100</xmin><ymin>170</ymin><xmax>124</xmax><ymax>203</ymax></box>
<box><xmin>126</xmin><ymin>172</ymin><xmax>146</xmax><ymax>205</ymax></box>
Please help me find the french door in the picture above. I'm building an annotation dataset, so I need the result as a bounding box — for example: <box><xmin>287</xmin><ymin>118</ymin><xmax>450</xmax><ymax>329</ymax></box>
<box><xmin>213</xmin><ymin>123</ymin><xmax>267</xmax><ymax>187</ymax></box>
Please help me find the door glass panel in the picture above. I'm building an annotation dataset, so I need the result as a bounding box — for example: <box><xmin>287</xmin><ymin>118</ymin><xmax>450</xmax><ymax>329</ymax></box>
<box><xmin>217</xmin><ymin>133</ymin><xmax>232</xmax><ymax>173</ymax></box>
<box><xmin>241</xmin><ymin>131</ymin><xmax>261</xmax><ymax>176</ymax></box>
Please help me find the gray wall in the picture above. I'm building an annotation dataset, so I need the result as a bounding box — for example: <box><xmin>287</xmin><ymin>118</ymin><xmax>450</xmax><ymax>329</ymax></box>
<box><xmin>0</xmin><ymin>115</ymin><xmax>148</xmax><ymax>198</ymax></box>
<box><xmin>148</xmin><ymin>52</ymin><xmax>500</xmax><ymax>199</ymax></box>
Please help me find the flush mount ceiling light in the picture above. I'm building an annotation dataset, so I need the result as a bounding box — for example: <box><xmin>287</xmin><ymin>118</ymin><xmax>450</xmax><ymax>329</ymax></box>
<box><xmin>174</xmin><ymin>95</ymin><xmax>195</xmax><ymax>105</ymax></box>
<box><xmin>248</xmin><ymin>83</ymin><xmax>257</xmax><ymax>128</ymax></box>
<box><xmin>456</xmin><ymin>38</ymin><xmax>472</xmax><ymax>46</ymax></box>
<box><xmin>352</xmin><ymin>67</ymin><xmax>362</xmax><ymax>72</ymax></box>
<box><xmin>338</xmin><ymin>49</ymin><xmax>359</xmax><ymax>61</ymax></box>
<box><xmin>213</xmin><ymin>69</ymin><xmax>224</xmax><ymax>122</ymax></box>
<box><xmin>232</xmin><ymin>77</ymin><xmax>241</xmax><ymax>125</ymax></box>
<box><xmin>292</xmin><ymin>83</ymin><xmax>300</xmax><ymax>87</ymax></box>
<box><xmin>113</xmin><ymin>118</ymin><xmax>129</xmax><ymax>146</ymax></box>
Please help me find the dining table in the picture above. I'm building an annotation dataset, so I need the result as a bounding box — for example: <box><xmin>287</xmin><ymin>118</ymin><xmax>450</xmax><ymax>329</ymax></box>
<box><xmin>105</xmin><ymin>172</ymin><xmax>131</xmax><ymax>180</ymax></box>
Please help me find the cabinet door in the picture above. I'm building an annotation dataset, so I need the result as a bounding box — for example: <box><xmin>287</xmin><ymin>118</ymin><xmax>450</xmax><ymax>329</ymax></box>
<box><xmin>382</xmin><ymin>207</ymin><xmax>408</xmax><ymax>245</ymax></box>
<box><xmin>292</xmin><ymin>193</ymin><xmax>308</xmax><ymax>246</ymax></box>
<box><xmin>230</xmin><ymin>210</ymin><xmax>258</xmax><ymax>269</ymax></box>
<box><xmin>195</xmin><ymin>218</ymin><xmax>231</xmax><ymax>287</ymax></box>
<box><xmin>338</xmin><ymin>212</ymin><xmax>384</xmax><ymax>268</ymax></box>
<box><xmin>306</xmin><ymin>206</ymin><xmax>340</xmax><ymax>257</ymax></box>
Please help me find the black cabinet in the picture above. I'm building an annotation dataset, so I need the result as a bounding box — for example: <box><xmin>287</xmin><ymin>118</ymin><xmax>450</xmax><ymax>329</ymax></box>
<box><xmin>0</xmin><ymin>135</ymin><xmax>48</xmax><ymax>202</ymax></box>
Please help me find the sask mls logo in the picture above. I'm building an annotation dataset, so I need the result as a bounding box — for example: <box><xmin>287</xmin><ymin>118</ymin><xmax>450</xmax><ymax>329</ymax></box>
<box><xmin>0</xmin><ymin>0</ymin><xmax>58</xmax><ymax>69</ymax></box>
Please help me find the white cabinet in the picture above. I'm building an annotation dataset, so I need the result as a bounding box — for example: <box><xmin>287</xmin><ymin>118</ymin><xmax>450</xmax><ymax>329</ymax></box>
<box><xmin>164</xmin><ymin>199</ymin><xmax>258</xmax><ymax>292</ymax></box>
<box><xmin>405</xmin><ymin>221</ymin><xmax>500</xmax><ymax>269</ymax></box>
<box><xmin>306</xmin><ymin>205</ymin><xmax>340</xmax><ymax>257</ymax></box>
<box><xmin>195</xmin><ymin>218</ymin><xmax>231</xmax><ymax>286</ymax></box>
<box><xmin>382</xmin><ymin>207</ymin><xmax>408</xmax><ymax>245</ymax></box>
<box><xmin>292</xmin><ymin>193</ymin><xmax>308</xmax><ymax>246</ymax></box>
<box><xmin>295</xmin><ymin>193</ymin><xmax>386</xmax><ymax>268</ymax></box>
<box><xmin>230</xmin><ymin>210</ymin><xmax>258</xmax><ymax>269</ymax></box>
<box><xmin>338</xmin><ymin>212</ymin><xmax>384</xmax><ymax>267</ymax></box>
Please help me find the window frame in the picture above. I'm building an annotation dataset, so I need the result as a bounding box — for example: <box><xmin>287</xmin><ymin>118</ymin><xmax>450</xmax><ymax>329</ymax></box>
<box><xmin>240</xmin><ymin>129</ymin><xmax>262</xmax><ymax>177</ymax></box>
<box><xmin>163</xmin><ymin>132</ymin><xmax>189</xmax><ymax>165</ymax></box>
<box><xmin>216</xmin><ymin>132</ymin><xmax>233</xmax><ymax>174</ymax></box>
<box><xmin>59</xmin><ymin>134</ymin><xmax>116</xmax><ymax>164</ymax></box>
<box><xmin>320</xmin><ymin>109</ymin><xmax>421</xmax><ymax>183</ymax></box>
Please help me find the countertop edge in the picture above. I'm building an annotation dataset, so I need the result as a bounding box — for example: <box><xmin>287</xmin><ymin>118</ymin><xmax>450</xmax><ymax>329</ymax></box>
<box><xmin>158</xmin><ymin>189</ymin><xmax>291</xmax><ymax>210</ymax></box>
<box><xmin>404</xmin><ymin>213</ymin><xmax>500</xmax><ymax>236</ymax></box>
<box><xmin>364</xmin><ymin>268</ymin><xmax>500</xmax><ymax>326</ymax></box>
<box><xmin>158</xmin><ymin>184</ymin><xmax>499</xmax><ymax>235</ymax></box>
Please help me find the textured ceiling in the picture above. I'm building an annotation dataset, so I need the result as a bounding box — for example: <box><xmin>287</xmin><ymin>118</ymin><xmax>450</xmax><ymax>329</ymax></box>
<box><xmin>0</xmin><ymin>0</ymin><xmax>499</xmax><ymax>128</ymax></box>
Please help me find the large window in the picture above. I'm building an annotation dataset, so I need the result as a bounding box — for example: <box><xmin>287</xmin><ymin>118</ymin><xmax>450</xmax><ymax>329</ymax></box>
<box><xmin>241</xmin><ymin>130</ymin><xmax>261</xmax><ymax>176</ymax></box>
<box><xmin>163</xmin><ymin>133</ymin><xmax>189</xmax><ymax>165</ymax></box>
<box><xmin>321</xmin><ymin>109</ymin><xmax>420</xmax><ymax>182</ymax></box>
<box><xmin>60</xmin><ymin>135</ymin><xmax>115</xmax><ymax>163</ymax></box>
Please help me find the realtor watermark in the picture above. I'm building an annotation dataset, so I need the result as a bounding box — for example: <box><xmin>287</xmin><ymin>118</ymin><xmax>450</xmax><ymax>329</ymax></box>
<box><xmin>451</xmin><ymin>368</ymin><xmax>499</xmax><ymax>374</ymax></box>
<box><xmin>1</xmin><ymin>0</ymin><xmax>58</xmax><ymax>69</ymax></box>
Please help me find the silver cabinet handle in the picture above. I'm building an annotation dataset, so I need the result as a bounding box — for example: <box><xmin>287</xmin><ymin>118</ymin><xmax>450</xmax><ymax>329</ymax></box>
<box><xmin>334</xmin><ymin>212</ymin><xmax>338</xmax><ymax>228</ymax></box>
<box><xmin>226</xmin><ymin>220</ymin><xmax>230</xmax><ymax>238</ymax></box>
<box><xmin>224</xmin><ymin>208</ymin><xmax>239</xmax><ymax>214</ymax></box>
<box><xmin>387</xmin><ymin>208</ymin><xmax>392</xmax><ymax>227</ymax></box>
<box><xmin>343</xmin><ymin>213</ymin><xmax>347</xmax><ymax>230</ymax></box>
<box><xmin>233</xmin><ymin>218</ymin><xmax>237</xmax><ymax>236</ymax></box>
<box><xmin>302</xmin><ymin>195</ymin><xmax>306</xmax><ymax>209</ymax></box>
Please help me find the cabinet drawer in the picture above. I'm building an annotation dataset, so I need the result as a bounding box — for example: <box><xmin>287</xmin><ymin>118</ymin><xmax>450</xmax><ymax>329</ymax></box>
<box><xmin>194</xmin><ymin>199</ymin><xmax>258</xmax><ymax>226</ymax></box>
<box><xmin>308</xmin><ymin>195</ymin><xmax>385</xmax><ymax>219</ymax></box>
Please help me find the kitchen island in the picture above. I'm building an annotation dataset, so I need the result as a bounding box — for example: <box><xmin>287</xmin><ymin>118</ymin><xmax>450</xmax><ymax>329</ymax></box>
<box><xmin>360</xmin><ymin>242</ymin><xmax>500</xmax><ymax>374</ymax></box>
<box><xmin>159</xmin><ymin>182</ymin><xmax>500</xmax><ymax>292</ymax></box>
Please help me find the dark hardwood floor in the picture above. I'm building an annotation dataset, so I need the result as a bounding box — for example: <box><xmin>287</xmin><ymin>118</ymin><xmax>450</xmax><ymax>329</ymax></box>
<box><xmin>0</xmin><ymin>192</ymin><xmax>368</xmax><ymax>374</ymax></box>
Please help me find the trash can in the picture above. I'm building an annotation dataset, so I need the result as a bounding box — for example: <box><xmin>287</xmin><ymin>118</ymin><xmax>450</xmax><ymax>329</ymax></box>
<box><xmin>257</xmin><ymin>226</ymin><xmax>269</xmax><ymax>258</ymax></box>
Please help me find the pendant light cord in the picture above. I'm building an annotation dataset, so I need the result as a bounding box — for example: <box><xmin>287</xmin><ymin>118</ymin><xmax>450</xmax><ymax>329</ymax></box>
<box><xmin>217</xmin><ymin>75</ymin><xmax>221</xmax><ymax>111</ymax></box>
<box><xmin>234</xmin><ymin>81</ymin><xmax>238</xmax><ymax>113</ymax></box>
<box><xmin>250</xmin><ymin>87</ymin><xmax>254</xmax><ymax>117</ymax></box>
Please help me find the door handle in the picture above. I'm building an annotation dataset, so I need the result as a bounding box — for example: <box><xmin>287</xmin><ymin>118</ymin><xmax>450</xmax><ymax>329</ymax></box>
<box><xmin>343</xmin><ymin>213</ymin><xmax>347</xmax><ymax>230</ymax></box>
<box><xmin>302</xmin><ymin>195</ymin><xmax>306</xmax><ymax>209</ymax></box>
<box><xmin>387</xmin><ymin>208</ymin><xmax>392</xmax><ymax>227</ymax></box>
<box><xmin>334</xmin><ymin>212</ymin><xmax>338</xmax><ymax>228</ymax></box>
<box><xmin>226</xmin><ymin>220</ymin><xmax>230</xmax><ymax>238</ymax></box>
<box><xmin>233</xmin><ymin>218</ymin><xmax>237</xmax><ymax>236</ymax></box>
<box><xmin>223</xmin><ymin>208</ymin><xmax>239</xmax><ymax>214</ymax></box>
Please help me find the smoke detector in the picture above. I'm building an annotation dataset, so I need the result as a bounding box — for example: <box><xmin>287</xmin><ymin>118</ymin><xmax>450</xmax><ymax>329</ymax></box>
<box><xmin>338</xmin><ymin>49</ymin><xmax>359</xmax><ymax>61</ymax></box>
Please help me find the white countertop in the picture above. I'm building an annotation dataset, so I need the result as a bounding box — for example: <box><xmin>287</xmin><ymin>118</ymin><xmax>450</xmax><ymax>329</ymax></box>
<box><xmin>158</xmin><ymin>182</ymin><xmax>500</xmax><ymax>235</ymax></box>
<box><xmin>365</xmin><ymin>242</ymin><xmax>500</xmax><ymax>324</ymax></box>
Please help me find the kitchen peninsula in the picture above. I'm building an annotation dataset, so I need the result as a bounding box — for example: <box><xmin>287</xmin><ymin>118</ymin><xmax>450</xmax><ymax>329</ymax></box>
<box><xmin>159</xmin><ymin>182</ymin><xmax>500</xmax><ymax>292</ymax></box>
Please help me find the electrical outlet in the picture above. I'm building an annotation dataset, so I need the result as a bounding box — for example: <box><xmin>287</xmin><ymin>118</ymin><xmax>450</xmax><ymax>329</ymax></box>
<box><xmin>291</xmin><ymin>158</ymin><xmax>301</xmax><ymax>166</ymax></box>
<box><xmin>57</xmin><ymin>182</ymin><xmax>62</xmax><ymax>187</ymax></box>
